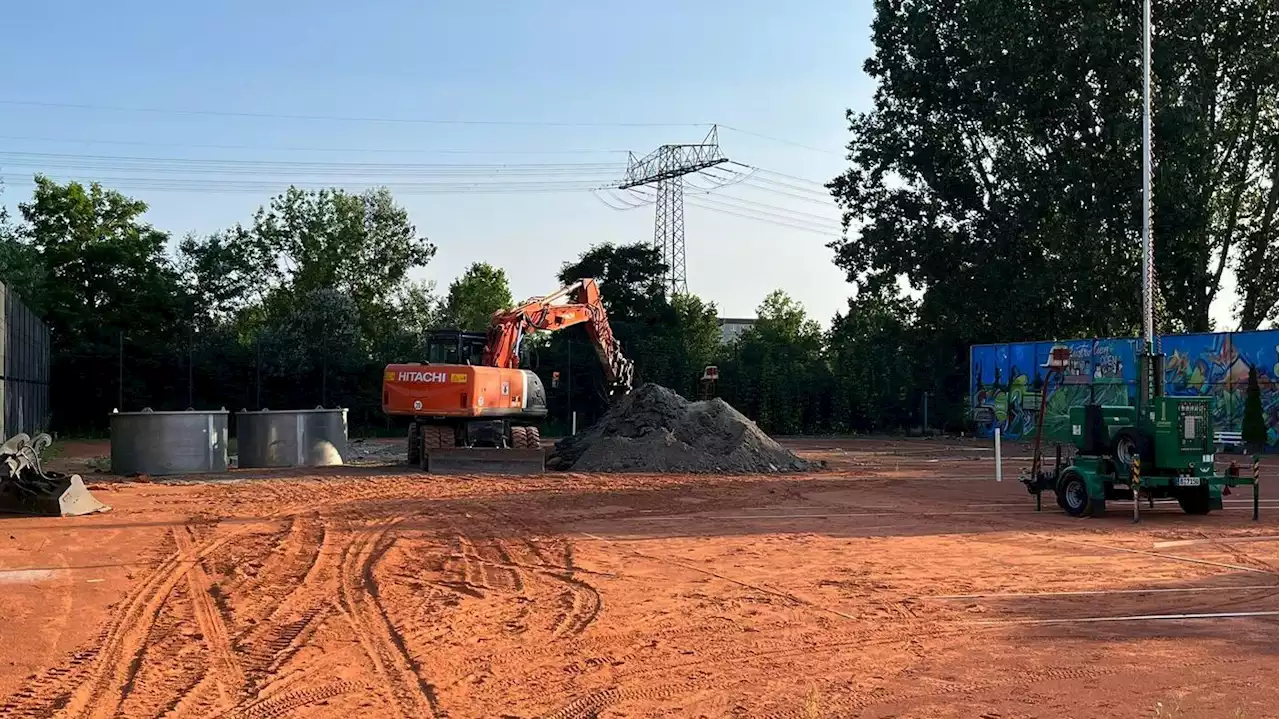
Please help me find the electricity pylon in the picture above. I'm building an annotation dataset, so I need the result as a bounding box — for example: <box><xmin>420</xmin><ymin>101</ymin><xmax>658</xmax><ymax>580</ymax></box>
<box><xmin>618</xmin><ymin>126</ymin><xmax>727</xmax><ymax>295</ymax></box>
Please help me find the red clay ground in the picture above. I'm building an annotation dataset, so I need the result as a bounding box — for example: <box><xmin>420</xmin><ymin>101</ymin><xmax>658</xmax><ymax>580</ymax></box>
<box><xmin>0</xmin><ymin>437</ymin><xmax>1276</xmax><ymax>718</ymax></box>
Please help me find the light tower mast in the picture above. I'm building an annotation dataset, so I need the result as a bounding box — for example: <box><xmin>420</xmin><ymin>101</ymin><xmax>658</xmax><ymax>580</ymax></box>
<box><xmin>618</xmin><ymin>126</ymin><xmax>727</xmax><ymax>295</ymax></box>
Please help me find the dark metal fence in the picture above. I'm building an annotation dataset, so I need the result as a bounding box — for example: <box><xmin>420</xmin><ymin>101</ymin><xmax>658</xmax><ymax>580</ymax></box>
<box><xmin>0</xmin><ymin>282</ymin><xmax>51</xmax><ymax>441</ymax></box>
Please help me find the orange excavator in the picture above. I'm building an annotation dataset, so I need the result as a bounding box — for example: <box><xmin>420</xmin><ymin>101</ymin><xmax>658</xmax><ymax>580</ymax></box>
<box><xmin>381</xmin><ymin>278</ymin><xmax>634</xmax><ymax>474</ymax></box>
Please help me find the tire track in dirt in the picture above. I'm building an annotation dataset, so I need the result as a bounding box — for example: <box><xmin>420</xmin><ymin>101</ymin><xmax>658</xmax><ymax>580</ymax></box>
<box><xmin>231</xmin><ymin>514</ymin><xmax>327</xmax><ymax>627</ymax></box>
<box><xmin>536</xmin><ymin>681</ymin><xmax>708</xmax><ymax>719</ymax></box>
<box><xmin>219</xmin><ymin>680</ymin><xmax>361</xmax><ymax>719</ymax></box>
<box><xmin>337</xmin><ymin>517</ymin><xmax>441</xmax><ymax>719</ymax></box>
<box><xmin>173</xmin><ymin>524</ymin><xmax>246</xmax><ymax>709</ymax></box>
<box><xmin>233</xmin><ymin>519</ymin><xmax>334</xmax><ymax>680</ymax></box>
<box><xmin>0</xmin><ymin>524</ymin><xmax>257</xmax><ymax>719</ymax></box>
<box><xmin>161</xmin><ymin>673</ymin><xmax>223</xmax><ymax>719</ymax></box>
<box><xmin>548</xmin><ymin>573</ymin><xmax>602</xmax><ymax>639</ymax></box>
<box><xmin>459</xmin><ymin>509</ymin><xmax>605</xmax><ymax>641</ymax></box>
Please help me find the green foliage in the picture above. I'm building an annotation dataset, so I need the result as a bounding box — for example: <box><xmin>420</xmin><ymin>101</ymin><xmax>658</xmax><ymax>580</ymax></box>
<box><xmin>441</xmin><ymin>262</ymin><xmax>513</xmax><ymax>331</ymax></box>
<box><xmin>719</xmin><ymin>291</ymin><xmax>830</xmax><ymax>435</ymax></box>
<box><xmin>824</xmin><ymin>0</ymin><xmax>1277</xmax><ymax>434</ymax></box>
<box><xmin>12</xmin><ymin>176</ymin><xmax>190</xmax><ymax>428</ymax></box>
<box><xmin>1242</xmin><ymin>365</ymin><xmax>1267</xmax><ymax>449</ymax></box>
<box><xmin>827</xmin><ymin>277</ymin><xmax>917</xmax><ymax>432</ymax></box>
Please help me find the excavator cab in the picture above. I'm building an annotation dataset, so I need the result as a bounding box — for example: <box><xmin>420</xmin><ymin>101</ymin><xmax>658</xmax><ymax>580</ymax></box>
<box><xmin>425</xmin><ymin>330</ymin><xmax>487</xmax><ymax>366</ymax></box>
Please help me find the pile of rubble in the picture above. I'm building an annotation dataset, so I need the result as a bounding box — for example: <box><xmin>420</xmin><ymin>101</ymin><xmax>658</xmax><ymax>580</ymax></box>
<box><xmin>547</xmin><ymin>383</ymin><xmax>814</xmax><ymax>473</ymax></box>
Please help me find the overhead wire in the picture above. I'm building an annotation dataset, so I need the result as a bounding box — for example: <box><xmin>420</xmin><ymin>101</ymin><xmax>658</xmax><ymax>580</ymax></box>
<box><xmin>625</xmin><ymin>186</ymin><xmax>840</xmax><ymax>238</ymax></box>
<box><xmin>0</xmin><ymin>133</ymin><xmax>632</xmax><ymax>156</ymax></box>
<box><xmin>0</xmin><ymin>98</ymin><xmax>709</xmax><ymax>128</ymax></box>
<box><xmin>684</xmin><ymin>191</ymin><xmax>839</xmax><ymax>228</ymax></box>
<box><xmin>0</xmin><ymin>173</ymin><xmax>613</xmax><ymax>195</ymax></box>
<box><xmin>0</xmin><ymin>127</ymin><xmax>845</xmax><ymax>236</ymax></box>
<box><xmin>0</xmin><ymin>150</ymin><xmax>625</xmax><ymax>177</ymax></box>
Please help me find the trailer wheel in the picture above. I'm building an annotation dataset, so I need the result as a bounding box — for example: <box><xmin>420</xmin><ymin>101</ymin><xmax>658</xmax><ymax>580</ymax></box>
<box><xmin>1057</xmin><ymin>470</ymin><xmax>1099</xmax><ymax>517</ymax></box>
<box><xmin>407</xmin><ymin>423</ymin><xmax>421</xmax><ymax>467</ymax></box>
<box><xmin>1177</xmin><ymin>486</ymin><xmax>1212</xmax><ymax>515</ymax></box>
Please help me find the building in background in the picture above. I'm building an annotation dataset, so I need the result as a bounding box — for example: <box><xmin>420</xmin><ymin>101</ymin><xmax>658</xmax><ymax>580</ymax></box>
<box><xmin>718</xmin><ymin>318</ymin><xmax>755</xmax><ymax>344</ymax></box>
<box><xmin>0</xmin><ymin>283</ymin><xmax>51</xmax><ymax>441</ymax></box>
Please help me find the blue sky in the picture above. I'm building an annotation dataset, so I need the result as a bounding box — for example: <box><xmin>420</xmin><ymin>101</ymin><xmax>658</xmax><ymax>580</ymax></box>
<box><xmin>0</xmin><ymin>0</ymin><xmax>872</xmax><ymax>323</ymax></box>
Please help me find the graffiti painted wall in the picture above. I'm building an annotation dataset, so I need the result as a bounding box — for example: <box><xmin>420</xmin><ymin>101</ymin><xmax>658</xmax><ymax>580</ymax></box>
<box><xmin>970</xmin><ymin>330</ymin><xmax>1279</xmax><ymax>449</ymax></box>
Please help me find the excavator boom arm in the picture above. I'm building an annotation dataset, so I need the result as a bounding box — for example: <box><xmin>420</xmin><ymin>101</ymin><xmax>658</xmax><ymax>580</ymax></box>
<box><xmin>482</xmin><ymin>279</ymin><xmax>634</xmax><ymax>393</ymax></box>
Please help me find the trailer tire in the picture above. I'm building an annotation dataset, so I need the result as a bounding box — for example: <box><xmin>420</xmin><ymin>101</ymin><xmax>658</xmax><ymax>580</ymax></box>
<box><xmin>407</xmin><ymin>423</ymin><xmax>422</xmax><ymax>467</ymax></box>
<box><xmin>1057</xmin><ymin>470</ymin><xmax>1100</xmax><ymax>518</ymax></box>
<box><xmin>1177</xmin><ymin>486</ymin><xmax>1212</xmax><ymax>515</ymax></box>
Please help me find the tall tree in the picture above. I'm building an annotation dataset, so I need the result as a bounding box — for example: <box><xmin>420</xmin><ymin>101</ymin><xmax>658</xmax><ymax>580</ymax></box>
<box><xmin>724</xmin><ymin>291</ymin><xmax>828</xmax><ymax>435</ymax></box>
<box><xmin>830</xmin><ymin>0</ymin><xmax>1278</xmax><ymax>343</ymax></box>
<box><xmin>667</xmin><ymin>293</ymin><xmax>723</xmax><ymax>398</ymax></box>
<box><xmin>15</xmin><ymin>175</ymin><xmax>189</xmax><ymax>427</ymax></box>
<box><xmin>199</xmin><ymin>186</ymin><xmax>436</xmax><ymax>338</ymax></box>
<box><xmin>440</xmin><ymin>262</ymin><xmax>513</xmax><ymax>331</ymax></box>
<box><xmin>827</xmin><ymin>276</ymin><xmax>918</xmax><ymax>432</ymax></box>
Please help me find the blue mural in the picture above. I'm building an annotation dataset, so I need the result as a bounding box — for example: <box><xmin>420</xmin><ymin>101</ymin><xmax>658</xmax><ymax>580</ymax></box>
<box><xmin>970</xmin><ymin>330</ymin><xmax>1279</xmax><ymax>449</ymax></box>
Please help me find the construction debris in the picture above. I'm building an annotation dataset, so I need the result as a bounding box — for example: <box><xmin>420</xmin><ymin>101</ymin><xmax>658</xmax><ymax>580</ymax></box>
<box><xmin>0</xmin><ymin>433</ymin><xmax>111</xmax><ymax>516</ymax></box>
<box><xmin>548</xmin><ymin>383</ymin><xmax>815</xmax><ymax>473</ymax></box>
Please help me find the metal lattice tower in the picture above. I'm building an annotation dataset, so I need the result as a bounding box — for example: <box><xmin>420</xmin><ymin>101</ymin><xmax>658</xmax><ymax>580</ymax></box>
<box><xmin>619</xmin><ymin>126</ymin><xmax>727</xmax><ymax>295</ymax></box>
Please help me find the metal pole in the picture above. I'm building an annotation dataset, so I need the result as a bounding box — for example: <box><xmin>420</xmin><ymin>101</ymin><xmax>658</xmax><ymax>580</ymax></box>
<box><xmin>572</xmin><ymin>411</ymin><xmax>577</xmax><ymax>436</ymax></box>
<box><xmin>1253</xmin><ymin>455</ymin><xmax>1260</xmax><ymax>521</ymax></box>
<box><xmin>187</xmin><ymin>335</ymin><xmax>194</xmax><ymax>408</ymax></box>
<box><xmin>1132</xmin><ymin>457</ymin><xmax>1142</xmax><ymax>523</ymax></box>
<box><xmin>1140</xmin><ymin>0</ymin><xmax>1154</xmax><ymax>350</ymax></box>
<box><xmin>923</xmin><ymin>392</ymin><xmax>929</xmax><ymax>435</ymax></box>
<box><xmin>255</xmin><ymin>336</ymin><xmax>262</xmax><ymax>409</ymax></box>
<box><xmin>567</xmin><ymin>338</ymin><xmax>573</xmax><ymax>429</ymax></box>
<box><xmin>117</xmin><ymin>331</ymin><xmax>124</xmax><ymax>410</ymax></box>
<box><xmin>995</xmin><ymin>427</ymin><xmax>1003</xmax><ymax>482</ymax></box>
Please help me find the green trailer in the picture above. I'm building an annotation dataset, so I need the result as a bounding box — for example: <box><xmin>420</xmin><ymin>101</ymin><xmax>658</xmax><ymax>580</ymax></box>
<box><xmin>1021</xmin><ymin>347</ymin><xmax>1261</xmax><ymax>522</ymax></box>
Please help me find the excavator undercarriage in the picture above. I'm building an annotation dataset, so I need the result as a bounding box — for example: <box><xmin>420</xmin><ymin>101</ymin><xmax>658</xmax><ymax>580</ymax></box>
<box><xmin>0</xmin><ymin>433</ymin><xmax>110</xmax><ymax>516</ymax></box>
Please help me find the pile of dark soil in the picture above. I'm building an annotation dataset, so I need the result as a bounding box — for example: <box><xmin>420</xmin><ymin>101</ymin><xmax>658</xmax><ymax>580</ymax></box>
<box><xmin>547</xmin><ymin>383</ymin><xmax>815</xmax><ymax>473</ymax></box>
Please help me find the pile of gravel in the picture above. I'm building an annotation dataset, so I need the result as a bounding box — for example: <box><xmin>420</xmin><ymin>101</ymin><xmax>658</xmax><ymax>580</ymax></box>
<box><xmin>547</xmin><ymin>383</ymin><xmax>815</xmax><ymax>473</ymax></box>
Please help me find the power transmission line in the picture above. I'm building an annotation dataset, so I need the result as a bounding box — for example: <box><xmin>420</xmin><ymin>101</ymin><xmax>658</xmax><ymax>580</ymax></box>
<box><xmin>0</xmin><ymin>173</ymin><xmax>615</xmax><ymax>195</ymax></box>
<box><xmin>0</xmin><ymin>98</ymin><xmax>710</xmax><ymax>128</ymax></box>
<box><xmin>0</xmin><ymin>150</ymin><xmax>624</xmax><ymax>175</ymax></box>
<box><xmin>717</xmin><ymin>125</ymin><xmax>846</xmax><ymax>157</ymax></box>
<box><xmin>1</xmin><ymin>100</ymin><xmax>844</xmax><ymax>159</ymax></box>
<box><xmin>0</xmin><ymin>133</ymin><xmax>631</xmax><ymax>156</ymax></box>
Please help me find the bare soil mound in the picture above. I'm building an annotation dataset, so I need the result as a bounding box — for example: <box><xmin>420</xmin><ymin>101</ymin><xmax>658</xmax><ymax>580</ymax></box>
<box><xmin>547</xmin><ymin>383</ymin><xmax>815</xmax><ymax>473</ymax></box>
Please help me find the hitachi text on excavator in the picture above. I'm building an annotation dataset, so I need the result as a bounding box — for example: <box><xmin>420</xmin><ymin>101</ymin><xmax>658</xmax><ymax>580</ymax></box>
<box><xmin>381</xmin><ymin>278</ymin><xmax>633</xmax><ymax>474</ymax></box>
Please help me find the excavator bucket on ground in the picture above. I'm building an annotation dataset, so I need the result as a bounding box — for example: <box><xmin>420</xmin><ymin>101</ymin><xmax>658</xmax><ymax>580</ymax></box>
<box><xmin>424</xmin><ymin>448</ymin><xmax>546</xmax><ymax>476</ymax></box>
<box><xmin>0</xmin><ymin>433</ymin><xmax>110</xmax><ymax>517</ymax></box>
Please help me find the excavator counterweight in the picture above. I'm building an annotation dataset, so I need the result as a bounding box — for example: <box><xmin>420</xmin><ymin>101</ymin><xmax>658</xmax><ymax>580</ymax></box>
<box><xmin>382</xmin><ymin>277</ymin><xmax>633</xmax><ymax>474</ymax></box>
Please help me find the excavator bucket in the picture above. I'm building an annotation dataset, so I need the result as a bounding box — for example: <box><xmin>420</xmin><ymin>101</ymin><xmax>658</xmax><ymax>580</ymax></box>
<box><xmin>0</xmin><ymin>434</ymin><xmax>111</xmax><ymax>517</ymax></box>
<box><xmin>425</xmin><ymin>448</ymin><xmax>545</xmax><ymax>476</ymax></box>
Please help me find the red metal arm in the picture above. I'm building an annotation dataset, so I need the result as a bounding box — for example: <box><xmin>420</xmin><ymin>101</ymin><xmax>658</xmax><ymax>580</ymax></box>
<box><xmin>481</xmin><ymin>279</ymin><xmax>634</xmax><ymax>393</ymax></box>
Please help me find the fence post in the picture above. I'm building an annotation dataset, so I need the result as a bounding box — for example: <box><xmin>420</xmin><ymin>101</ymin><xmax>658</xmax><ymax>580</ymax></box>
<box><xmin>995</xmin><ymin>427</ymin><xmax>1002</xmax><ymax>482</ymax></box>
<box><xmin>1253</xmin><ymin>454</ymin><xmax>1261</xmax><ymax>522</ymax></box>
